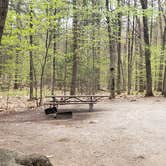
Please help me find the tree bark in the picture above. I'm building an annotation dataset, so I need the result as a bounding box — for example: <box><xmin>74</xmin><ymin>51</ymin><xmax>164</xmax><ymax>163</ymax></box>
<box><xmin>70</xmin><ymin>0</ymin><xmax>78</xmax><ymax>95</ymax></box>
<box><xmin>14</xmin><ymin>52</ymin><xmax>19</xmax><ymax>89</ymax></box>
<box><xmin>116</xmin><ymin>0</ymin><xmax>122</xmax><ymax>95</ymax></box>
<box><xmin>0</xmin><ymin>0</ymin><xmax>9</xmax><ymax>43</ymax></box>
<box><xmin>136</xmin><ymin>17</ymin><xmax>145</xmax><ymax>92</ymax></box>
<box><xmin>51</xmin><ymin>9</ymin><xmax>57</xmax><ymax>96</ymax></box>
<box><xmin>14</xmin><ymin>2</ymin><xmax>22</xmax><ymax>90</ymax></box>
<box><xmin>162</xmin><ymin>19</ymin><xmax>166</xmax><ymax>96</ymax></box>
<box><xmin>127</xmin><ymin>0</ymin><xmax>132</xmax><ymax>95</ymax></box>
<box><xmin>39</xmin><ymin>29</ymin><xmax>52</xmax><ymax>106</ymax></box>
<box><xmin>64</xmin><ymin>18</ymin><xmax>68</xmax><ymax>95</ymax></box>
<box><xmin>29</xmin><ymin>3</ymin><xmax>34</xmax><ymax>99</ymax></box>
<box><xmin>140</xmin><ymin>0</ymin><xmax>154</xmax><ymax>96</ymax></box>
<box><xmin>106</xmin><ymin>0</ymin><xmax>115</xmax><ymax>99</ymax></box>
<box><xmin>157</xmin><ymin>0</ymin><xmax>164</xmax><ymax>92</ymax></box>
<box><xmin>163</xmin><ymin>66</ymin><xmax>166</xmax><ymax>97</ymax></box>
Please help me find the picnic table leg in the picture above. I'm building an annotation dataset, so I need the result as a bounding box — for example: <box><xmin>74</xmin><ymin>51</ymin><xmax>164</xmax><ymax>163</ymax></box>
<box><xmin>89</xmin><ymin>103</ymin><xmax>93</xmax><ymax>112</ymax></box>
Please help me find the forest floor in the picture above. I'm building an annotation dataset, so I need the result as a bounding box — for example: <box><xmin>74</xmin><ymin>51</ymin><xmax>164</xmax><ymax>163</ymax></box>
<box><xmin>0</xmin><ymin>96</ymin><xmax>166</xmax><ymax>166</ymax></box>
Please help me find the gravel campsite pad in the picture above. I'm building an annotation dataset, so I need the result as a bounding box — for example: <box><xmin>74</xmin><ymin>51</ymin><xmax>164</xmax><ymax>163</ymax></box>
<box><xmin>0</xmin><ymin>97</ymin><xmax>166</xmax><ymax>166</ymax></box>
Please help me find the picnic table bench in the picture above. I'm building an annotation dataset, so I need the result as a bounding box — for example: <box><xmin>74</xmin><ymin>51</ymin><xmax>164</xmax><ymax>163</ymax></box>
<box><xmin>44</xmin><ymin>95</ymin><xmax>109</xmax><ymax>114</ymax></box>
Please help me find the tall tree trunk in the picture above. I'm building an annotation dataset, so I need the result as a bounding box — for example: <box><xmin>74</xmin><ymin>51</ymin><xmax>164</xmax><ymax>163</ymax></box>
<box><xmin>14</xmin><ymin>52</ymin><xmax>19</xmax><ymax>89</ymax></box>
<box><xmin>64</xmin><ymin>18</ymin><xmax>68</xmax><ymax>95</ymax></box>
<box><xmin>91</xmin><ymin>0</ymin><xmax>98</xmax><ymax>95</ymax></box>
<box><xmin>135</xmin><ymin>60</ymin><xmax>138</xmax><ymax>91</ymax></box>
<box><xmin>52</xmin><ymin>56</ymin><xmax>56</xmax><ymax>95</ymax></box>
<box><xmin>140</xmin><ymin>0</ymin><xmax>153</xmax><ymax>96</ymax></box>
<box><xmin>0</xmin><ymin>0</ymin><xmax>9</xmax><ymax>43</ymax></box>
<box><xmin>149</xmin><ymin>0</ymin><xmax>154</xmax><ymax>45</ymax></box>
<box><xmin>116</xmin><ymin>0</ymin><xmax>122</xmax><ymax>95</ymax></box>
<box><xmin>106</xmin><ymin>0</ymin><xmax>115</xmax><ymax>99</ymax></box>
<box><xmin>157</xmin><ymin>0</ymin><xmax>164</xmax><ymax>92</ymax></box>
<box><xmin>51</xmin><ymin>9</ymin><xmax>57</xmax><ymax>96</ymax></box>
<box><xmin>162</xmin><ymin>17</ymin><xmax>166</xmax><ymax>96</ymax></box>
<box><xmin>92</xmin><ymin>29</ymin><xmax>96</xmax><ymax>95</ymax></box>
<box><xmin>70</xmin><ymin>0</ymin><xmax>78</xmax><ymax>95</ymax></box>
<box><xmin>39</xmin><ymin>2</ymin><xmax>52</xmax><ymax>105</ymax></box>
<box><xmin>39</xmin><ymin>29</ymin><xmax>51</xmax><ymax>105</ymax></box>
<box><xmin>136</xmin><ymin>17</ymin><xmax>144</xmax><ymax>92</ymax></box>
<box><xmin>14</xmin><ymin>2</ymin><xmax>22</xmax><ymax>90</ymax></box>
<box><xmin>127</xmin><ymin>0</ymin><xmax>132</xmax><ymax>95</ymax></box>
<box><xmin>51</xmin><ymin>35</ymin><xmax>56</xmax><ymax>95</ymax></box>
<box><xmin>130</xmin><ymin>15</ymin><xmax>135</xmax><ymax>92</ymax></box>
<box><xmin>29</xmin><ymin>3</ymin><xmax>34</xmax><ymax>99</ymax></box>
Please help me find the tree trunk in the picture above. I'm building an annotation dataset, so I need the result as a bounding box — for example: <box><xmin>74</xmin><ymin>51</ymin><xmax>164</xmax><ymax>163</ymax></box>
<box><xmin>163</xmin><ymin>66</ymin><xmax>166</xmax><ymax>97</ymax></box>
<box><xmin>140</xmin><ymin>0</ymin><xmax>153</xmax><ymax>96</ymax></box>
<box><xmin>51</xmin><ymin>37</ymin><xmax>56</xmax><ymax>95</ymax></box>
<box><xmin>39</xmin><ymin>29</ymin><xmax>51</xmax><ymax>105</ymax></box>
<box><xmin>91</xmin><ymin>0</ymin><xmax>97</xmax><ymax>94</ymax></box>
<box><xmin>162</xmin><ymin>18</ymin><xmax>166</xmax><ymax>96</ymax></box>
<box><xmin>92</xmin><ymin>32</ymin><xmax>96</xmax><ymax>95</ymax></box>
<box><xmin>52</xmin><ymin>56</ymin><xmax>56</xmax><ymax>95</ymax></box>
<box><xmin>0</xmin><ymin>0</ymin><xmax>9</xmax><ymax>43</ymax></box>
<box><xmin>64</xmin><ymin>18</ymin><xmax>68</xmax><ymax>95</ymax></box>
<box><xmin>51</xmin><ymin>9</ymin><xmax>57</xmax><ymax>96</ymax></box>
<box><xmin>106</xmin><ymin>0</ymin><xmax>115</xmax><ymax>99</ymax></box>
<box><xmin>70</xmin><ymin>0</ymin><xmax>78</xmax><ymax>95</ymax></box>
<box><xmin>29</xmin><ymin>3</ymin><xmax>34</xmax><ymax>99</ymax></box>
<box><xmin>14</xmin><ymin>1</ymin><xmax>22</xmax><ymax>90</ymax></box>
<box><xmin>157</xmin><ymin>0</ymin><xmax>164</xmax><ymax>92</ymax></box>
<box><xmin>136</xmin><ymin>17</ymin><xmax>144</xmax><ymax>92</ymax></box>
<box><xmin>129</xmin><ymin>15</ymin><xmax>135</xmax><ymax>93</ymax></box>
<box><xmin>127</xmin><ymin>0</ymin><xmax>132</xmax><ymax>95</ymax></box>
<box><xmin>116</xmin><ymin>0</ymin><xmax>122</xmax><ymax>95</ymax></box>
<box><xmin>14</xmin><ymin>52</ymin><xmax>19</xmax><ymax>89</ymax></box>
<box><xmin>149</xmin><ymin>0</ymin><xmax>154</xmax><ymax>45</ymax></box>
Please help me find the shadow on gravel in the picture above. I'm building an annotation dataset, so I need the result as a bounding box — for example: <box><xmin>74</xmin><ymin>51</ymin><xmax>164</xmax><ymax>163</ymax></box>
<box><xmin>0</xmin><ymin>107</ymin><xmax>102</xmax><ymax>124</ymax></box>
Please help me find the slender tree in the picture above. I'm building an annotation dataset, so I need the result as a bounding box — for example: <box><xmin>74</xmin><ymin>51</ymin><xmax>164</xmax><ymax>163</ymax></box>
<box><xmin>106</xmin><ymin>0</ymin><xmax>115</xmax><ymax>99</ymax></box>
<box><xmin>0</xmin><ymin>0</ymin><xmax>9</xmax><ymax>43</ymax></box>
<box><xmin>157</xmin><ymin>0</ymin><xmax>164</xmax><ymax>91</ymax></box>
<box><xmin>163</xmin><ymin>66</ymin><xmax>166</xmax><ymax>97</ymax></box>
<box><xmin>70</xmin><ymin>0</ymin><xmax>78</xmax><ymax>95</ymax></box>
<box><xmin>162</xmin><ymin>16</ymin><xmax>166</xmax><ymax>96</ymax></box>
<box><xmin>140</xmin><ymin>0</ymin><xmax>153</xmax><ymax>96</ymax></box>
<box><xmin>127</xmin><ymin>0</ymin><xmax>132</xmax><ymax>95</ymax></box>
<box><xmin>116</xmin><ymin>0</ymin><xmax>122</xmax><ymax>95</ymax></box>
<box><xmin>51</xmin><ymin>9</ymin><xmax>57</xmax><ymax>95</ymax></box>
<box><xmin>14</xmin><ymin>1</ymin><xmax>22</xmax><ymax>90</ymax></box>
<box><xmin>29</xmin><ymin>2</ymin><xmax>34</xmax><ymax>99</ymax></box>
<box><xmin>39</xmin><ymin>3</ymin><xmax>53</xmax><ymax>105</ymax></box>
<box><xmin>137</xmin><ymin>17</ymin><xmax>144</xmax><ymax>92</ymax></box>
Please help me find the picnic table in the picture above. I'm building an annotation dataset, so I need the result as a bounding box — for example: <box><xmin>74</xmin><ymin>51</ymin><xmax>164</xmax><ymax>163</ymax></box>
<box><xmin>44</xmin><ymin>95</ymin><xmax>109</xmax><ymax>114</ymax></box>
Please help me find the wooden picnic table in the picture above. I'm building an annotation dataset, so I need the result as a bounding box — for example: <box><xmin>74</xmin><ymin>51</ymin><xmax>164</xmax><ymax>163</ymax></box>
<box><xmin>45</xmin><ymin>95</ymin><xmax>109</xmax><ymax>112</ymax></box>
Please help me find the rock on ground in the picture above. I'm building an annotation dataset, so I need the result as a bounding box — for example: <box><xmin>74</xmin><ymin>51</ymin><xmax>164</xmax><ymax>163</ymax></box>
<box><xmin>0</xmin><ymin>149</ymin><xmax>53</xmax><ymax>166</ymax></box>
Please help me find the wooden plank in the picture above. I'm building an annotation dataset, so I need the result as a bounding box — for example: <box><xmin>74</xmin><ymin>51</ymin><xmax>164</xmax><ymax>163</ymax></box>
<box><xmin>44</xmin><ymin>102</ymin><xmax>96</xmax><ymax>105</ymax></box>
<box><xmin>44</xmin><ymin>95</ymin><xmax>107</xmax><ymax>110</ymax></box>
<box><xmin>49</xmin><ymin>100</ymin><xmax>96</xmax><ymax>103</ymax></box>
<box><xmin>46</xmin><ymin>95</ymin><xmax>109</xmax><ymax>98</ymax></box>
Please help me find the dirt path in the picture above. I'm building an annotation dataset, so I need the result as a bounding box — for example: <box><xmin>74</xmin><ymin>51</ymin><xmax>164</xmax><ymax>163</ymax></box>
<box><xmin>0</xmin><ymin>97</ymin><xmax>166</xmax><ymax>166</ymax></box>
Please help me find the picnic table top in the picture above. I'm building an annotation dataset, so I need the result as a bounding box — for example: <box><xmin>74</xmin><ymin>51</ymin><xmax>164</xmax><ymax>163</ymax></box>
<box><xmin>44</xmin><ymin>95</ymin><xmax>109</xmax><ymax>106</ymax></box>
<box><xmin>46</xmin><ymin>95</ymin><xmax>109</xmax><ymax>98</ymax></box>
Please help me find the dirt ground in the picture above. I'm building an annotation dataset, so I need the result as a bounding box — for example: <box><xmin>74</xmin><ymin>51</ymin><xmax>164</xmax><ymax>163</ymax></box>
<box><xmin>0</xmin><ymin>96</ymin><xmax>166</xmax><ymax>166</ymax></box>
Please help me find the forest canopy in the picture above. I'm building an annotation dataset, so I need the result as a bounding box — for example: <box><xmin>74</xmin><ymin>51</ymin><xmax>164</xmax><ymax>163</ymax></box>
<box><xmin>0</xmin><ymin>0</ymin><xmax>166</xmax><ymax>101</ymax></box>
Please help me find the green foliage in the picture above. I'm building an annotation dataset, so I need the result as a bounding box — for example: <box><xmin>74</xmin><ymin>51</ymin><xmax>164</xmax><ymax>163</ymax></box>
<box><xmin>0</xmin><ymin>0</ymin><xmax>165</xmax><ymax>96</ymax></box>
